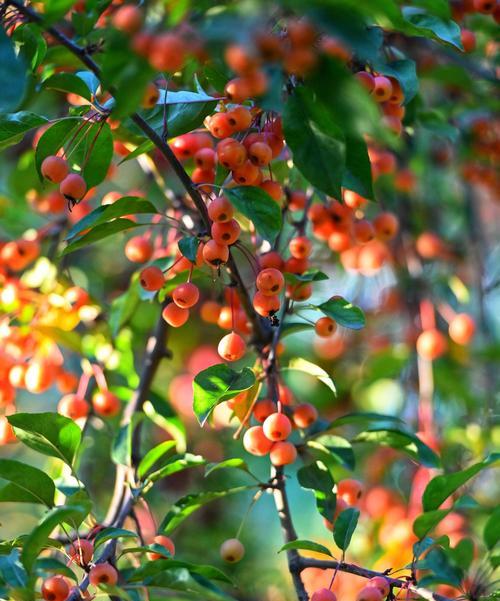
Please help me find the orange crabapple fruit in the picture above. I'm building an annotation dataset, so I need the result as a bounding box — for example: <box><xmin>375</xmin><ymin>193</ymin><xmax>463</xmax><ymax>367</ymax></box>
<box><xmin>253</xmin><ymin>399</ymin><xmax>276</xmax><ymax>423</ymax></box>
<box><xmin>288</xmin><ymin>190</ymin><xmax>307</xmax><ymax>211</ymax></box>
<box><xmin>373</xmin><ymin>212</ymin><xmax>399</xmax><ymax>241</ymax></box>
<box><xmin>68</xmin><ymin>539</ymin><xmax>94</xmax><ymax>566</ymax></box>
<box><xmin>112</xmin><ymin>4</ymin><xmax>142</xmax><ymax>34</ymax></box>
<box><xmin>224</xmin><ymin>77</ymin><xmax>251</xmax><ymax>103</ymax></box>
<box><xmin>337</xmin><ymin>478</ymin><xmax>364</xmax><ymax>506</ymax></box>
<box><xmin>356</xmin><ymin>586</ymin><xmax>384</xmax><ymax>601</ymax></box>
<box><xmin>218</xmin><ymin>332</ymin><xmax>246</xmax><ymax>362</ymax></box>
<box><xmin>311</xmin><ymin>589</ymin><xmax>337</xmax><ymax>601</ymax></box>
<box><xmin>200</xmin><ymin>300</ymin><xmax>222</xmax><ymax>324</ymax></box>
<box><xmin>369</xmin><ymin>577</ymin><xmax>390</xmax><ymax>597</ymax></box>
<box><xmin>270</xmin><ymin>441</ymin><xmax>297</xmax><ymax>466</ymax></box>
<box><xmin>141</xmin><ymin>82</ymin><xmax>160</xmax><ymax>109</ymax></box>
<box><xmin>58</xmin><ymin>394</ymin><xmax>89</xmax><ymax>420</ymax></box>
<box><xmin>353</xmin><ymin>220</ymin><xmax>375</xmax><ymax>244</ymax></box>
<box><xmin>139</xmin><ymin>266</ymin><xmax>165</xmax><ymax>291</ymax></box>
<box><xmin>88</xmin><ymin>563</ymin><xmax>118</xmax><ymax>587</ymax></box>
<box><xmin>202</xmin><ymin>239</ymin><xmax>229</xmax><ymax>266</ymax></box>
<box><xmin>60</xmin><ymin>173</ymin><xmax>87</xmax><ymax>203</ymax></box>
<box><xmin>220</xmin><ymin>538</ymin><xmax>245</xmax><ymax>563</ymax></box>
<box><xmin>289</xmin><ymin>282</ymin><xmax>313</xmax><ymax>301</ymax></box>
<box><xmin>148</xmin><ymin>535</ymin><xmax>176</xmax><ymax>560</ymax></box>
<box><xmin>243</xmin><ymin>425</ymin><xmax>274</xmax><ymax>455</ymax></box>
<box><xmin>92</xmin><ymin>390</ymin><xmax>120</xmax><ymax>417</ymax></box>
<box><xmin>260</xmin><ymin>179</ymin><xmax>283</xmax><ymax>202</ymax></box>
<box><xmin>253</xmin><ymin>291</ymin><xmax>280</xmax><ymax>317</ymax></box>
<box><xmin>315</xmin><ymin>316</ymin><xmax>337</xmax><ymax>337</ymax></box>
<box><xmin>162</xmin><ymin>303</ymin><xmax>189</xmax><ymax>327</ymax></box>
<box><xmin>343</xmin><ymin>189</ymin><xmax>368</xmax><ymax>210</ymax></box>
<box><xmin>41</xmin><ymin>155</ymin><xmax>69</xmax><ymax>183</ymax></box>
<box><xmin>194</xmin><ymin>147</ymin><xmax>216</xmax><ymax>170</ymax></box>
<box><xmin>259</xmin><ymin>251</ymin><xmax>284</xmax><ymax>270</ymax></box>
<box><xmin>172</xmin><ymin>282</ymin><xmax>200</xmax><ymax>309</ymax></box>
<box><xmin>256</xmin><ymin>268</ymin><xmax>285</xmax><ymax>296</ymax></box>
<box><xmin>226</xmin><ymin>106</ymin><xmax>252</xmax><ymax>131</ymax></box>
<box><xmin>148</xmin><ymin>33</ymin><xmax>186</xmax><ymax>72</ymax></box>
<box><xmin>263</xmin><ymin>412</ymin><xmax>292</xmax><ymax>441</ymax></box>
<box><xmin>0</xmin><ymin>417</ymin><xmax>16</xmax><ymax>445</ymax></box>
<box><xmin>449</xmin><ymin>313</ymin><xmax>476</xmax><ymax>345</ymax></box>
<box><xmin>248</xmin><ymin>141</ymin><xmax>273</xmax><ymax>166</ymax></box>
<box><xmin>211</xmin><ymin>219</ymin><xmax>241</xmax><ymax>245</ymax></box>
<box><xmin>372</xmin><ymin>76</ymin><xmax>393</xmax><ymax>102</ymax></box>
<box><xmin>416</xmin><ymin>329</ymin><xmax>448</xmax><ymax>360</ymax></box>
<box><xmin>206</xmin><ymin>113</ymin><xmax>234</xmax><ymax>139</ymax></box>
<box><xmin>217</xmin><ymin>140</ymin><xmax>247</xmax><ymax>170</ymax></box>
<box><xmin>232</xmin><ymin>160</ymin><xmax>260</xmax><ymax>185</ymax></box>
<box><xmin>208</xmin><ymin>196</ymin><xmax>234</xmax><ymax>223</ymax></box>
<box><xmin>293</xmin><ymin>403</ymin><xmax>318</xmax><ymax>428</ymax></box>
<box><xmin>289</xmin><ymin>236</ymin><xmax>313</xmax><ymax>259</ymax></box>
<box><xmin>41</xmin><ymin>576</ymin><xmax>70</xmax><ymax>601</ymax></box>
<box><xmin>355</xmin><ymin>70</ymin><xmax>375</xmax><ymax>92</ymax></box>
<box><xmin>125</xmin><ymin>236</ymin><xmax>153</xmax><ymax>263</ymax></box>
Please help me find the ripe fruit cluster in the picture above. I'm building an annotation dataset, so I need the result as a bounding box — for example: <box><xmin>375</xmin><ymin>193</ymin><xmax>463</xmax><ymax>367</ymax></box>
<box><xmin>41</xmin><ymin>155</ymin><xmax>87</xmax><ymax>206</ymax></box>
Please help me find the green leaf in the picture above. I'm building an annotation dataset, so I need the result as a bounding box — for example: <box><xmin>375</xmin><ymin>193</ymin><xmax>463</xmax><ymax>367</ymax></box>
<box><xmin>287</xmin><ymin>358</ymin><xmax>336</xmax><ymax>394</ymax></box>
<box><xmin>401</xmin><ymin>8</ymin><xmax>462</xmax><ymax>49</ymax></box>
<box><xmin>138</xmin><ymin>441</ymin><xmax>178</xmax><ymax>480</ymax></box>
<box><xmin>193</xmin><ymin>364</ymin><xmax>256</xmax><ymax>426</ymax></box>
<box><xmin>447</xmin><ymin>538</ymin><xmax>474</xmax><ymax>571</ymax></box>
<box><xmin>374</xmin><ymin>59</ymin><xmax>419</xmax><ymax>104</ymax></box>
<box><xmin>413</xmin><ymin>509</ymin><xmax>451</xmax><ymax>539</ymax></box>
<box><xmin>0</xmin><ymin>112</ymin><xmax>48</xmax><ymax>151</ymax></box>
<box><xmin>42</xmin><ymin>72</ymin><xmax>93</xmax><ymax>101</ymax></box>
<box><xmin>342</xmin><ymin>135</ymin><xmax>374</xmax><ymax>199</ymax></box>
<box><xmin>423</xmin><ymin>454</ymin><xmax>499</xmax><ymax>512</ymax></box>
<box><xmin>62</xmin><ymin>219</ymin><xmax>142</xmax><ymax>255</ymax></box>
<box><xmin>283</xmin><ymin>87</ymin><xmax>345</xmax><ymax>198</ymax></box>
<box><xmin>66</xmin><ymin>196</ymin><xmax>158</xmax><ymax>241</ymax></box>
<box><xmin>0</xmin><ymin>459</ymin><xmax>55</xmax><ymax>507</ymax></box>
<box><xmin>0</xmin><ymin>550</ymin><xmax>27</xmax><ymax>588</ymax></box>
<box><xmin>111</xmin><ymin>414</ymin><xmax>144</xmax><ymax>467</ymax></box>
<box><xmin>13</xmin><ymin>23</ymin><xmax>47</xmax><ymax>70</ymax></box>
<box><xmin>21</xmin><ymin>505</ymin><xmax>87</xmax><ymax>573</ymax></box>
<box><xmin>160</xmin><ymin>486</ymin><xmax>255</xmax><ymax>534</ymax></box>
<box><xmin>7</xmin><ymin>412</ymin><xmax>81</xmax><ymax>466</ymax></box>
<box><xmin>129</xmin><ymin>558</ymin><xmax>232</xmax><ymax>585</ymax></box>
<box><xmin>324</xmin><ymin>412</ymin><xmax>404</xmax><ymax>430</ymax></box>
<box><xmin>143</xmin><ymin>397</ymin><xmax>187</xmax><ymax>453</ymax></box>
<box><xmin>0</xmin><ymin>28</ymin><xmax>27</xmax><ymax>112</ymax></box>
<box><xmin>333</xmin><ymin>507</ymin><xmax>360</xmax><ymax>551</ymax></box>
<box><xmin>145</xmin><ymin>454</ymin><xmax>206</xmax><ymax>483</ymax></box>
<box><xmin>178</xmin><ymin>236</ymin><xmax>201</xmax><ymax>263</ymax></box>
<box><xmin>109</xmin><ymin>275</ymin><xmax>142</xmax><ymax>337</ymax></box>
<box><xmin>353</xmin><ymin>427</ymin><xmax>440</xmax><ymax>468</ymax></box>
<box><xmin>306</xmin><ymin>436</ymin><xmax>355</xmax><ymax>471</ymax></box>
<box><xmin>279</xmin><ymin>540</ymin><xmax>334</xmax><ymax>557</ymax></box>
<box><xmin>225</xmin><ymin>186</ymin><xmax>282</xmax><ymax>244</ymax></box>
<box><xmin>284</xmin><ymin>270</ymin><xmax>329</xmax><ymax>285</ymax></box>
<box><xmin>297</xmin><ymin>461</ymin><xmax>336</xmax><ymax>520</ymax></box>
<box><xmin>93</xmin><ymin>528</ymin><xmax>139</xmax><ymax>550</ymax></box>
<box><xmin>317</xmin><ymin>297</ymin><xmax>365</xmax><ymax>330</ymax></box>
<box><xmin>484</xmin><ymin>506</ymin><xmax>500</xmax><ymax>551</ymax></box>
<box><xmin>280</xmin><ymin>322</ymin><xmax>314</xmax><ymax>338</ymax></box>
<box><xmin>204</xmin><ymin>458</ymin><xmax>254</xmax><ymax>479</ymax></box>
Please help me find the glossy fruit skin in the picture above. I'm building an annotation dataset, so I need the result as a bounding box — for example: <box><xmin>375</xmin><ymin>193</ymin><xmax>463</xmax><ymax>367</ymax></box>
<box><xmin>256</xmin><ymin>268</ymin><xmax>285</xmax><ymax>296</ymax></box>
<box><xmin>315</xmin><ymin>317</ymin><xmax>337</xmax><ymax>337</ymax></box>
<box><xmin>337</xmin><ymin>478</ymin><xmax>364</xmax><ymax>506</ymax></box>
<box><xmin>220</xmin><ymin>538</ymin><xmax>245</xmax><ymax>563</ymax></box>
<box><xmin>173</xmin><ymin>282</ymin><xmax>200</xmax><ymax>309</ymax></box>
<box><xmin>416</xmin><ymin>329</ymin><xmax>448</xmax><ymax>360</ymax></box>
<box><xmin>58</xmin><ymin>394</ymin><xmax>89</xmax><ymax>420</ymax></box>
<box><xmin>112</xmin><ymin>4</ymin><xmax>142</xmax><ymax>34</ymax></box>
<box><xmin>208</xmin><ymin>196</ymin><xmax>234</xmax><ymax>222</ymax></box>
<box><xmin>269</xmin><ymin>441</ymin><xmax>297</xmax><ymax>466</ymax></box>
<box><xmin>293</xmin><ymin>403</ymin><xmax>318</xmax><ymax>428</ymax></box>
<box><xmin>148</xmin><ymin>34</ymin><xmax>186</xmax><ymax>72</ymax></box>
<box><xmin>449</xmin><ymin>313</ymin><xmax>475</xmax><ymax>345</ymax></box>
<box><xmin>202</xmin><ymin>240</ymin><xmax>229</xmax><ymax>266</ymax></box>
<box><xmin>356</xmin><ymin>586</ymin><xmax>384</xmax><ymax>601</ymax></box>
<box><xmin>211</xmin><ymin>219</ymin><xmax>241</xmax><ymax>245</ymax></box>
<box><xmin>41</xmin><ymin>156</ymin><xmax>69</xmax><ymax>183</ymax></box>
<box><xmin>125</xmin><ymin>236</ymin><xmax>153</xmax><ymax>263</ymax></box>
<box><xmin>311</xmin><ymin>589</ymin><xmax>337</xmax><ymax>601</ymax></box>
<box><xmin>162</xmin><ymin>303</ymin><xmax>189</xmax><ymax>327</ymax></box>
<box><xmin>218</xmin><ymin>332</ymin><xmax>246</xmax><ymax>361</ymax></box>
<box><xmin>263</xmin><ymin>412</ymin><xmax>292</xmax><ymax>441</ymax></box>
<box><xmin>253</xmin><ymin>399</ymin><xmax>275</xmax><ymax>422</ymax></box>
<box><xmin>60</xmin><ymin>174</ymin><xmax>87</xmax><ymax>202</ymax></box>
<box><xmin>243</xmin><ymin>425</ymin><xmax>274</xmax><ymax>455</ymax></box>
<box><xmin>373</xmin><ymin>212</ymin><xmax>399</xmax><ymax>241</ymax></box>
<box><xmin>88</xmin><ymin>563</ymin><xmax>118</xmax><ymax>586</ymax></box>
<box><xmin>68</xmin><ymin>539</ymin><xmax>94</xmax><ymax>566</ymax></box>
<box><xmin>92</xmin><ymin>391</ymin><xmax>120</xmax><ymax>417</ymax></box>
<box><xmin>372</xmin><ymin>76</ymin><xmax>393</xmax><ymax>102</ymax></box>
<box><xmin>253</xmin><ymin>291</ymin><xmax>280</xmax><ymax>317</ymax></box>
<box><xmin>148</xmin><ymin>535</ymin><xmax>176</xmax><ymax>560</ymax></box>
<box><xmin>139</xmin><ymin>266</ymin><xmax>165</xmax><ymax>291</ymax></box>
<box><xmin>289</xmin><ymin>236</ymin><xmax>312</xmax><ymax>259</ymax></box>
<box><xmin>369</xmin><ymin>576</ymin><xmax>390</xmax><ymax>597</ymax></box>
<box><xmin>41</xmin><ymin>576</ymin><xmax>70</xmax><ymax>601</ymax></box>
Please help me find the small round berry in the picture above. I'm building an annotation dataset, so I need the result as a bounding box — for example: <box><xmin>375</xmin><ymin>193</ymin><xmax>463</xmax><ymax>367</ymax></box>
<box><xmin>125</xmin><ymin>236</ymin><xmax>153</xmax><ymax>263</ymax></box>
<box><xmin>112</xmin><ymin>4</ymin><xmax>142</xmax><ymax>34</ymax></box>
<box><xmin>89</xmin><ymin>563</ymin><xmax>118</xmax><ymax>586</ymax></box>
<box><xmin>416</xmin><ymin>329</ymin><xmax>447</xmax><ymax>360</ymax></box>
<box><xmin>173</xmin><ymin>282</ymin><xmax>200</xmax><ymax>309</ymax></box>
<box><xmin>139</xmin><ymin>266</ymin><xmax>165</xmax><ymax>291</ymax></box>
<box><xmin>60</xmin><ymin>174</ymin><xmax>87</xmax><ymax>202</ymax></box>
<box><xmin>263</xmin><ymin>412</ymin><xmax>292</xmax><ymax>441</ymax></box>
<box><xmin>315</xmin><ymin>317</ymin><xmax>337</xmax><ymax>337</ymax></box>
<box><xmin>253</xmin><ymin>399</ymin><xmax>275</xmax><ymax>422</ymax></box>
<box><xmin>293</xmin><ymin>403</ymin><xmax>318</xmax><ymax>428</ymax></box>
<box><xmin>311</xmin><ymin>589</ymin><xmax>337</xmax><ymax>601</ymax></box>
<box><xmin>211</xmin><ymin>219</ymin><xmax>241</xmax><ymax>245</ymax></box>
<box><xmin>449</xmin><ymin>313</ymin><xmax>475</xmax><ymax>345</ymax></box>
<box><xmin>253</xmin><ymin>291</ymin><xmax>280</xmax><ymax>317</ymax></box>
<box><xmin>148</xmin><ymin>535</ymin><xmax>175</xmax><ymax>560</ymax></box>
<box><xmin>369</xmin><ymin>577</ymin><xmax>390</xmax><ymax>597</ymax></box>
<box><xmin>41</xmin><ymin>156</ymin><xmax>69</xmax><ymax>183</ymax></box>
<box><xmin>220</xmin><ymin>538</ymin><xmax>245</xmax><ymax>563</ymax></box>
<box><xmin>289</xmin><ymin>236</ymin><xmax>312</xmax><ymax>259</ymax></box>
<box><xmin>356</xmin><ymin>586</ymin><xmax>384</xmax><ymax>601</ymax></box>
<box><xmin>218</xmin><ymin>332</ymin><xmax>246</xmax><ymax>362</ymax></box>
<box><xmin>202</xmin><ymin>239</ymin><xmax>230</xmax><ymax>266</ymax></box>
<box><xmin>269</xmin><ymin>441</ymin><xmax>297</xmax><ymax>466</ymax></box>
<box><xmin>92</xmin><ymin>391</ymin><xmax>120</xmax><ymax>417</ymax></box>
<box><xmin>58</xmin><ymin>394</ymin><xmax>89</xmax><ymax>420</ymax></box>
<box><xmin>243</xmin><ymin>426</ymin><xmax>274</xmax><ymax>456</ymax></box>
<box><xmin>337</xmin><ymin>478</ymin><xmax>364</xmax><ymax>506</ymax></box>
<box><xmin>372</xmin><ymin>76</ymin><xmax>393</xmax><ymax>102</ymax></box>
<box><xmin>162</xmin><ymin>303</ymin><xmax>189</xmax><ymax>327</ymax></box>
<box><xmin>256</xmin><ymin>268</ymin><xmax>285</xmax><ymax>296</ymax></box>
<box><xmin>41</xmin><ymin>576</ymin><xmax>70</xmax><ymax>601</ymax></box>
<box><xmin>208</xmin><ymin>196</ymin><xmax>234</xmax><ymax>223</ymax></box>
<box><xmin>68</xmin><ymin>539</ymin><xmax>94</xmax><ymax>566</ymax></box>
